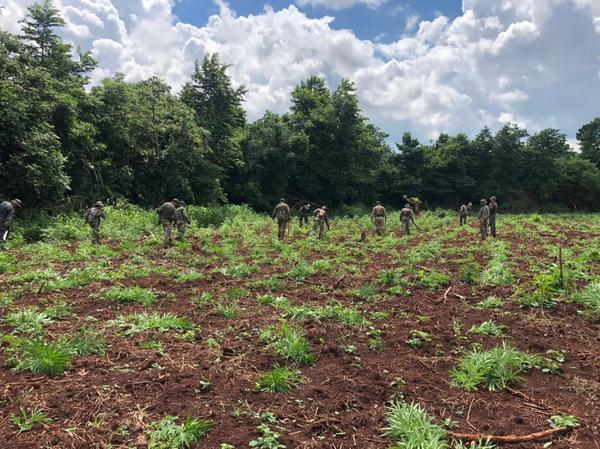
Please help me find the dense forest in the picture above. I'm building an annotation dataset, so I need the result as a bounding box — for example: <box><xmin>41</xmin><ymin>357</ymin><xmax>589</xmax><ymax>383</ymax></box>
<box><xmin>1</xmin><ymin>1</ymin><xmax>599</xmax><ymax>213</ymax></box>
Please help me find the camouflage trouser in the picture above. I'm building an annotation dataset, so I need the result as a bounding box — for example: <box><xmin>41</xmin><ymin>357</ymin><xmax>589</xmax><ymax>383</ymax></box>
<box><xmin>489</xmin><ymin>215</ymin><xmax>496</xmax><ymax>237</ymax></box>
<box><xmin>277</xmin><ymin>219</ymin><xmax>289</xmax><ymax>241</ymax></box>
<box><xmin>315</xmin><ymin>218</ymin><xmax>326</xmax><ymax>239</ymax></box>
<box><xmin>90</xmin><ymin>224</ymin><xmax>100</xmax><ymax>244</ymax></box>
<box><xmin>460</xmin><ymin>214</ymin><xmax>467</xmax><ymax>226</ymax></box>
<box><xmin>479</xmin><ymin>219</ymin><xmax>489</xmax><ymax>239</ymax></box>
<box><xmin>401</xmin><ymin>219</ymin><xmax>410</xmax><ymax>235</ymax></box>
<box><xmin>373</xmin><ymin>216</ymin><xmax>385</xmax><ymax>235</ymax></box>
<box><xmin>299</xmin><ymin>215</ymin><xmax>309</xmax><ymax>227</ymax></box>
<box><xmin>161</xmin><ymin>219</ymin><xmax>173</xmax><ymax>247</ymax></box>
<box><xmin>176</xmin><ymin>221</ymin><xmax>187</xmax><ymax>241</ymax></box>
<box><xmin>0</xmin><ymin>219</ymin><xmax>7</xmax><ymax>242</ymax></box>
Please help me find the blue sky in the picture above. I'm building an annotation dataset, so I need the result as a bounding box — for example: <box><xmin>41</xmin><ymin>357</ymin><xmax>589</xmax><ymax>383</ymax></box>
<box><xmin>174</xmin><ymin>1</ymin><xmax>464</xmax><ymax>42</ymax></box>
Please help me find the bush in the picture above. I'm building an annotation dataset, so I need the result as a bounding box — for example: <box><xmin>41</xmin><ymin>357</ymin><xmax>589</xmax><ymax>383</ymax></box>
<box><xmin>148</xmin><ymin>416</ymin><xmax>213</xmax><ymax>449</ymax></box>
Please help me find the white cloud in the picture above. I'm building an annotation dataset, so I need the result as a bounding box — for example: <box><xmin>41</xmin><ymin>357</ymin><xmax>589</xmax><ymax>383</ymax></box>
<box><xmin>405</xmin><ymin>14</ymin><xmax>419</xmax><ymax>32</ymax></box>
<box><xmin>295</xmin><ymin>0</ymin><xmax>386</xmax><ymax>10</ymax></box>
<box><xmin>2</xmin><ymin>0</ymin><xmax>599</xmax><ymax>144</ymax></box>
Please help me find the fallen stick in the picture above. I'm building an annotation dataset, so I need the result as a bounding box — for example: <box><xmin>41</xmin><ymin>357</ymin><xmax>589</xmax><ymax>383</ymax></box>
<box><xmin>449</xmin><ymin>426</ymin><xmax>568</xmax><ymax>443</ymax></box>
<box><xmin>450</xmin><ymin>291</ymin><xmax>466</xmax><ymax>300</ymax></box>
<box><xmin>443</xmin><ymin>286</ymin><xmax>451</xmax><ymax>302</ymax></box>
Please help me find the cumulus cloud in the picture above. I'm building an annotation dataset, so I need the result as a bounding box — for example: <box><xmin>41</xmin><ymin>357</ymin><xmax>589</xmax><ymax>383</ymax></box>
<box><xmin>2</xmin><ymin>0</ymin><xmax>599</xmax><ymax>144</ymax></box>
<box><xmin>295</xmin><ymin>0</ymin><xmax>387</xmax><ymax>10</ymax></box>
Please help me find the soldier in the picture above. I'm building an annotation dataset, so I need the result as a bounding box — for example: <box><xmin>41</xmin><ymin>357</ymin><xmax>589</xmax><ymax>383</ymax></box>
<box><xmin>400</xmin><ymin>203</ymin><xmax>415</xmax><ymax>235</ymax></box>
<box><xmin>477</xmin><ymin>199</ymin><xmax>490</xmax><ymax>240</ymax></box>
<box><xmin>488</xmin><ymin>196</ymin><xmax>498</xmax><ymax>237</ymax></box>
<box><xmin>272</xmin><ymin>199</ymin><xmax>291</xmax><ymax>241</ymax></box>
<box><xmin>0</xmin><ymin>199</ymin><xmax>22</xmax><ymax>242</ymax></box>
<box><xmin>467</xmin><ymin>201</ymin><xmax>473</xmax><ymax>213</ymax></box>
<box><xmin>157</xmin><ymin>199</ymin><xmax>177</xmax><ymax>248</ymax></box>
<box><xmin>371</xmin><ymin>201</ymin><xmax>387</xmax><ymax>235</ymax></box>
<box><xmin>298</xmin><ymin>203</ymin><xmax>311</xmax><ymax>227</ymax></box>
<box><xmin>84</xmin><ymin>201</ymin><xmax>106</xmax><ymax>244</ymax></box>
<box><xmin>459</xmin><ymin>203</ymin><xmax>468</xmax><ymax>226</ymax></box>
<box><xmin>174</xmin><ymin>200</ymin><xmax>189</xmax><ymax>241</ymax></box>
<box><xmin>313</xmin><ymin>206</ymin><xmax>330</xmax><ymax>239</ymax></box>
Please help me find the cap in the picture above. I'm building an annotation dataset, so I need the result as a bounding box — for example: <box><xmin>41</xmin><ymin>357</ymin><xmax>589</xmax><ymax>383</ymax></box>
<box><xmin>280</xmin><ymin>198</ymin><xmax>285</xmax><ymax>202</ymax></box>
<box><xmin>11</xmin><ymin>199</ymin><xmax>22</xmax><ymax>207</ymax></box>
<box><xmin>376</xmin><ymin>201</ymin><xmax>381</xmax><ymax>205</ymax></box>
<box><xmin>94</xmin><ymin>201</ymin><xmax>104</xmax><ymax>208</ymax></box>
<box><xmin>490</xmin><ymin>196</ymin><xmax>496</xmax><ymax>200</ymax></box>
<box><xmin>480</xmin><ymin>199</ymin><xmax>487</xmax><ymax>204</ymax></box>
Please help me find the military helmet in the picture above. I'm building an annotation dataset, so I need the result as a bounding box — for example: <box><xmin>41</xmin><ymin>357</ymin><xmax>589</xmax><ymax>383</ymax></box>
<box><xmin>490</xmin><ymin>196</ymin><xmax>497</xmax><ymax>200</ymax></box>
<box><xmin>280</xmin><ymin>198</ymin><xmax>285</xmax><ymax>202</ymax></box>
<box><xmin>376</xmin><ymin>201</ymin><xmax>381</xmax><ymax>205</ymax></box>
<box><xmin>480</xmin><ymin>199</ymin><xmax>487</xmax><ymax>204</ymax></box>
<box><xmin>95</xmin><ymin>201</ymin><xmax>104</xmax><ymax>208</ymax></box>
<box><xmin>178</xmin><ymin>201</ymin><xmax>186</xmax><ymax>207</ymax></box>
<box><xmin>11</xmin><ymin>199</ymin><xmax>22</xmax><ymax>207</ymax></box>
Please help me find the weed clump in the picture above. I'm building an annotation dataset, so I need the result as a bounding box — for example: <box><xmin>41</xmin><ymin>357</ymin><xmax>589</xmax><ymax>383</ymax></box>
<box><xmin>147</xmin><ymin>416</ymin><xmax>213</xmax><ymax>449</ymax></box>
<box><xmin>101</xmin><ymin>286</ymin><xmax>158</xmax><ymax>306</ymax></box>
<box><xmin>257</xmin><ymin>365</ymin><xmax>302</xmax><ymax>393</ymax></box>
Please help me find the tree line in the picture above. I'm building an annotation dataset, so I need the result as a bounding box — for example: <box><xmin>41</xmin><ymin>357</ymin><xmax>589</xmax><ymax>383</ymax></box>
<box><xmin>1</xmin><ymin>0</ymin><xmax>599</xmax><ymax>213</ymax></box>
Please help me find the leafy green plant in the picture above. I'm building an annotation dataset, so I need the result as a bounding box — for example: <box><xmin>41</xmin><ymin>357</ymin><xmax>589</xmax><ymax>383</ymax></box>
<box><xmin>548</xmin><ymin>414</ymin><xmax>579</xmax><ymax>429</ymax></box>
<box><xmin>215</xmin><ymin>301</ymin><xmax>240</xmax><ymax>319</ymax></box>
<box><xmin>67</xmin><ymin>328</ymin><xmax>106</xmax><ymax>356</ymax></box>
<box><xmin>460</xmin><ymin>259</ymin><xmax>480</xmax><ymax>285</ymax></box>
<box><xmin>406</xmin><ymin>330</ymin><xmax>432</xmax><ymax>348</ymax></box>
<box><xmin>4</xmin><ymin>336</ymin><xmax>73</xmax><ymax>377</ymax></box>
<box><xmin>286</xmin><ymin>261</ymin><xmax>316</xmax><ymax>281</ymax></box>
<box><xmin>4</xmin><ymin>307</ymin><xmax>52</xmax><ymax>335</ymax></box>
<box><xmin>418</xmin><ymin>270</ymin><xmax>451</xmax><ymax>289</ymax></box>
<box><xmin>147</xmin><ymin>416</ymin><xmax>213</xmax><ymax>449</ymax></box>
<box><xmin>384</xmin><ymin>401</ymin><xmax>447</xmax><ymax>449</ymax></box>
<box><xmin>249</xmin><ymin>423</ymin><xmax>286</xmax><ymax>449</ymax></box>
<box><xmin>450</xmin><ymin>343</ymin><xmax>534</xmax><ymax>391</ymax></box>
<box><xmin>112</xmin><ymin>312</ymin><xmax>195</xmax><ymax>335</ymax></box>
<box><xmin>101</xmin><ymin>286</ymin><xmax>158</xmax><ymax>306</ymax></box>
<box><xmin>468</xmin><ymin>320</ymin><xmax>504</xmax><ymax>337</ymax></box>
<box><xmin>572</xmin><ymin>282</ymin><xmax>600</xmax><ymax>316</ymax></box>
<box><xmin>44</xmin><ymin>301</ymin><xmax>72</xmax><ymax>320</ymax></box>
<box><xmin>474</xmin><ymin>296</ymin><xmax>503</xmax><ymax>309</ymax></box>
<box><xmin>355</xmin><ymin>283</ymin><xmax>378</xmax><ymax>300</ymax></box>
<box><xmin>257</xmin><ymin>365</ymin><xmax>302</xmax><ymax>393</ymax></box>
<box><xmin>481</xmin><ymin>241</ymin><xmax>513</xmax><ymax>286</ymax></box>
<box><xmin>268</xmin><ymin>325</ymin><xmax>315</xmax><ymax>365</ymax></box>
<box><xmin>11</xmin><ymin>406</ymin><xmax>52</xmax><ymax>433</ymax></box>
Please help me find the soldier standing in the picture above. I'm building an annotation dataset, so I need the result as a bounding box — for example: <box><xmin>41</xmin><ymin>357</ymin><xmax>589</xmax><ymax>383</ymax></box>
<box><xmin>157</xmin><ymin>199</ymin><xmax>177</xmax><ymax>248</ymax></box>
<box><xmin>272</xmin><ymin>199</ymin><xmax>291</xmax><ymax>241</ymax></box>
<box><xmin>400</xmin><ymin>204</ymin><xmax>415</xmax><ymax>235</ymax></box>
<box><xmin>313</xmin><ymin>206</ymin><xmax>330</xmax><ymax>239</ymax></box>
<box><xmin>477</xmin><ymin>199</ymin><xmax>490</xmax><ymax>240</ymax></box>
<box><xmin>174</xmin><ymin>200</ymin><xmax>189</xmax><ymax>241</ymax></box>
<box><xmin>298</xmin><ymin>203</ymin><xmax>311</xmax><ymax>227</ymax></box>
<box><xmin>459</xmin><ymin>203</ymin><xmax>468</xmax><ymax>226</ymax></box>
<box><xmin>371</xmin><ymin>201</ymin><xmax>387</xmax><ymax>235</ymax></box>
<box><xmin>84</xmin><ymin>201</ymin><xmax>106</xmax><ymax>244</ymax></box>
<box><xmin>488</xmin><ymin>196</ymin><xmax>498</xmax><ymax>237</ymax></box>
<box><xmin>0</xmin><ymin>199</ymin><xmax>22</xmax><ymax>242</ymax></box>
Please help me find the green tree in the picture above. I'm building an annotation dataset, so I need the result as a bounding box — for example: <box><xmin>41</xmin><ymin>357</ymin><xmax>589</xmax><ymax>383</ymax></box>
<box><xmin>577</xmin><ymin>117</ymin><xmax>600</xmax><ymax>167</ymax></box>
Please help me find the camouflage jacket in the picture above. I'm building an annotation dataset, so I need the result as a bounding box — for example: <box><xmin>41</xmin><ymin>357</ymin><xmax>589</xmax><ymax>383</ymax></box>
<box><xmin>478</xmin><ymin>205</ymin><xmax>490</xmax><ymax>221</ymax></box>
<box><xmin>273</xmin><ymin>202</ymin><xmax>291</xmax><ymax>220</ymax></box>
<box><xmin>489</xmin><ymin>201</ymin><xmax>498</xmax><ymax>216</ymax></box>
<box><xmin>459</xmin><ymin>205</ymin><xmax>468</xmax><ymax>215</ymax></box>
<box><xmin>299</xmin><ymin>205</ymin><xmax>311</xmax><ymax>217</ymax></box>
<box><xmin>0</xmin><ymin>201</ymin><xmax>14</xmax><ymax>225</ymax></box>
<box><xmin>314</xmin><ymin>208</ymin><xmax>329</xmax><ymax>223</ymax></box>
<box><xmin>85</xmin><ymin>207</ymin><xmax>105</xmax><ymax>226</ymax></box>
<box><xmin>157</xmin><ymin>202</ymin><xmax>176</xmax><ymax>221</ymax></box>
<box><xmin>174</xmin><ymin>206</ymin><xmax>189</xmax><ymax>223</ymax></box>
<box><xmin>371</xmin><ymin>205</ymin><xmax>387</xmax><ymax>218</ymax></box>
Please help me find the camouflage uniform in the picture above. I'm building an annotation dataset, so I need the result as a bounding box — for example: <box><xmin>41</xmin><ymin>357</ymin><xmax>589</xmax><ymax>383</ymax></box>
<box><xmin>298</xmin><ymin>204</ymin><xmax>311</xmax><ymax>227</ymax></box>
<box><xmin>371</xmin><ymin>202</ymin><xmax>387</xmax><ymax>235</ymax></box>
<box><xmin>0</xmin><ymin>199</ymin><xmax>21</xmax><ymax>242</ymax></box>
<box><xmin>272</xmin><ymin>199</ymin><xmax>291</xmax><ymax>241</ymax></box>
<box><xmin>85</xmin><ymin>201</ymin><xmax>106</xmax><ymax>244</ymax></box>
<box><xmin>459</xmin><ymin>204</ymin><xmax>468</xmax><ymax>226</ymax></box>
<box><xmin>488</xmin><ymin>196</ymin><xmax>498</xmax><ymax>237</ymax></box>
<box><xmin>157</xmin><ymin>200</ymin><xmax>177</xmax><ymax>247</ymax></box>
<box><xmin>477</xmin><ymin>199</ymin><xmax>490</xmax><ymax>240</ymax></box>
<box><xmin>400</xmin><ymin>204</ymin><xmax>414</xmax><ymax>235</ymax></box>
<box><xmin>313</xmin><ymin>206</ymin><xmax>330</xmax><ymax>239</ymax></box>
<box><xmin>174</xmin><ymin>202</ymin><xmax>189</xmax><ymax>241</ymax></box>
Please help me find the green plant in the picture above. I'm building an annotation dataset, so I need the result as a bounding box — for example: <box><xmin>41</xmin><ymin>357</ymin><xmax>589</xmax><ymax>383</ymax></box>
<box><xmin>44</xmin><ymin>301</ymin><xmax>72</xmax><ymax>320</ymax></box>
<box><xmin>147</xmin><ymin>416</ymin><xmax>213</xmax><ymax>449</ymax></box>
<box><xmin>548</xmin><ymin>414</ymin><xmax>579</xmax><ymax>429</ymax></box>
<box><xmin>67</xmin><ymin>328</ymin><xmax>106</xmax><ymax>356</ymax></box>
<box><xmin>271</xmin><ymin>325</ymin><xmax>315</xmax><ymax>365</ymax></box>
<box><xmin>249</xmin><ymin>423</ymin><xmax>286</xmax><ymax>449</ymax></box>
<box><xmin>467</xmin><ymin>320</ymin><xmax>504</xmax><ymax>337</ymax></box>
<box><xmin>101</xmin><ymin>286</ymin><xmax>158</xmax><ymax>306</ymax></box>
<box><xmin>112</xmin><ymin>312</ymin><xmax>195</xmax><ymax>335</ymax></box>
<box><xmin>4</xmin><ymin>307</ymin><xmax>52</xmax><ymax>335</ymax></box>
<box><xmin>215</xmin><ymin>301</ymin><xmax>240</xmax><ymax>319</ymax></box>
<box><xmin>460</xmin><ymin>259</ymin><xmax>480</xmax><ymax>285</ymax></box>
<box><xmin>355</xmin><ymin>283</ymin><xmax>378</xmax><ymax>300</ymax></box>
<box><xmin>474</xmin><ymin>296</ymin><xmax>503</xmax><ymax>309</ymax></box>
<box><xmin>406</xmin><ymin>330</ymin><xmax>432</xmax><ymax>348</ymax></box>
<box><xmin>11</xmin><ymin>406</ymin><xmax>52</xmax><ymax>433</ymax></box>
<box><xmin>257</xmin><ymin>365</ymin><xmax>302</xmax><ymax>393</ymax></box>
<box><xmin>384</xmin><ymin>401</ymin><xmax>447</xmax><ymax>449</ymax></box>
<box><xmin>450</xmin><ymin>343</ymin><xmax>534</xmax><ymax>391</ymax></box>
<box><xmin>572</xmin><ymin>282</ymin><xmax>600</xmax><ymax>316</ymax></box>
<box><xmin>4</xmin><ymin>337</ymin><xmax>73</xmax><ymax>377</ymax></box>
<box><xmin>418</xmin><ymin>270</ymin><xmax>451</xmax><ymax>289</ymax></box>
<box><xmin>286</xmin><ymin>261</ymin><xmax>315</xmax><ymax>281</ymax></box>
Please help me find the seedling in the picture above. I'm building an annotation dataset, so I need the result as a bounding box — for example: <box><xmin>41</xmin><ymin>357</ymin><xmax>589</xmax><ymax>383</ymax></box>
<box><xmin>257</xmin><ymin>365</ymin><xmax>302</xmax><ymax>393</ymax></box>
<box><xmin>11</xmin><ymin>406</ymin><xmax>52</xmax><ymax>433</ymax></box>
<box><xmin>147</xmin><ymin>416</ymin><xmax>213</xmax><ymax>449</ymax></box>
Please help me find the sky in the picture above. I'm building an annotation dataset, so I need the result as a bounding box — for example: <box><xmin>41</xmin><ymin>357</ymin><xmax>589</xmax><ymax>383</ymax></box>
<box><xmin>1</xmin><ymin>0</ymin><xmax>599</xmax><ymax>146</ymax></box>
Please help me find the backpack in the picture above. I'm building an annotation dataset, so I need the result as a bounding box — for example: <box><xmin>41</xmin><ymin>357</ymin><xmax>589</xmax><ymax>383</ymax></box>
<box><xmin>86</xmin><ymin>207</ymin><xmax>100</xmax><ymax>224</ymax></box>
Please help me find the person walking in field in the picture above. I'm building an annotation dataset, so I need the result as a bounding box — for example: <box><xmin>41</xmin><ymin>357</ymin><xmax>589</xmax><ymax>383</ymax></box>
<box><xmin>0</xmin><ymin>199</ymin><xmax>22</xmax><ymax>243</ymax></box>
<box><xmin>459</xmin><ymin>203</ymin><xmax>468</xmax><ymax>226</ymax></box>
<box><xmin>313</xmin><ymin>206</ymin><xmax>330</xmax><ymax>239</ymax></box>
<box><xmin>272</xmin><ymin>199</ymin><xmax>291</xmax><ymax>241</ymax></box>
<box><xmin>298</xmin><ymin>203</ymin><xmax>311</xmax><ymax>227</ymax></box>
<box><xmin>488</xmin><ymin>196</ymin><xmax>498</xmax><ymax>237</ymax></box>
<box><xmin>478</xmin><ymin>199</ymin><xmax>490</xmax><ymax>240</ymax></box>
<box><xmin>371</xmin><ymin>201</ymin><xmax>387</xmax><ymax>235</ymax></box>
<box><xmin>157</xmin><ymin>199</ymin><xmax>178</xmax><ymax>248</ymax></box>
<box><xmin>400</xmin><ymin>204</ymin><xmax>415</xmax><ymax>235</ymax></box>
<box><xmin>174</xmin><ymin>200</ymin><xmax>189</xmax><ymax>241</ymax></box>
<box><xmin>85</xmin><ymin>201</ymin><xmax>106</xmax><ymax>244</ymax></box>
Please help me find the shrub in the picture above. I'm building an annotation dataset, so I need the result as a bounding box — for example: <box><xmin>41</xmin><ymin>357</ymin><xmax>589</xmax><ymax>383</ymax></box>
<box><xmin>384</xmin><ymin>401</ymin><xmax>447</xmax><ymax>449</ymax></box>
<box><xmin>271</xmin><ymin>325</ymin><xmax>315</xmax><ymax>365</ymax></box>
<box><xmin>257</xmin><ymin>365</ymin><xmax>302</xmax><ymax>393</ymax></box>
<box><xmin>572</xmin><ymin>282</ymin><xmax>600</xmax><ymax>316</ymax></box>
<box><xmin>147</xmin><ymin>416</ymin><xmax>213</xmax><ymax>449</ymax></box>
<box><xmin>4</xmin><ymin>308</ymin><xmax>52</xmax><ymax>335</ymax></box>
<box><xmin>4</xmin><ymin>337</ymin><xmax>73</xmax><ymax>377</ymax></box>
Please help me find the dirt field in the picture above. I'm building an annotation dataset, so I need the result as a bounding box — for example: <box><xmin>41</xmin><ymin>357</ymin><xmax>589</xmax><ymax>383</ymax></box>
<box><xmin>1</xmin><ymin>211</ymin><xmax>598</xmax><ymax>449</ymax></box>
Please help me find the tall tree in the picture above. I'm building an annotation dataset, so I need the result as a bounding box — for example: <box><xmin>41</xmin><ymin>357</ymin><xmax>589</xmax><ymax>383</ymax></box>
<box><xmin>577</xmin><ymin>117</ymin><xmax>600</xmax><ymax>167</ymax></box>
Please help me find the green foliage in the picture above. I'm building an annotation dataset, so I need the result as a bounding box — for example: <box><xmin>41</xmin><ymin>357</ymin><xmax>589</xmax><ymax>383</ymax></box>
<box><xmin>474</xmin><ymin>296</ymin><xmax>503</xmax><ymax>309</ymax></box>
<box><xmin>571</xmin><ymin>282</ymin><xmax>600</xmax><ymax>315</ymax></box>
<box><xmin>418</xmin><ymin>270</ymin><xmax>451</xmax><ymax>289</ymax></box>
<box><xmin>286</xmin><ymin>261</ymin><xmax>316</xmax><ymax>281</ymax></box>
<box><xmin>467</xmin><ymin>320</ymin><xmax>504</xmax><ymax>337</ymax></box>
<box><xmin>406</xmin><ymin>330</ymin><xmax>432</xmax><ymax>349</ymax></box>
<box><xmin>450</xmin><ymin>343</ymin><xmax>534</xmax><ymax>391</ymax></box>
<box><xmin>4</xmin><ymin>307</ymin><xmax>52</xmax><ymax>335</ymax></box>
<box><xmin>481</xmin><ymin>241</ymin><xmax>513</xmax><ymax>286</ymax></box>
<box><xmin>460</xmin><ymin>259</ymin><xmax>480</xmax><ymax>285</ymax></box>
<box><xmin>147</xmin><ymin>416</ymin><xmax>213</xmax><ymax>449</ymax></box>
<box><xmin>101</xmin><ymin>286</ymin><xmax>158</xmax><ymax>306</ymax></box>
<box><xmin>384</xmin><ymin>401</ymin><xmax>448</xmax><ymax>449</ymax></box>
<box><xmin>257</xmin><ymin>365</ymin><xmax>302</xmax><ymax>393</ymax></box>
<box><xmin>112</xmin><ymin>312</ymin><xmax>195</xmax><ymax>335</ymax></box>
<box><xmin>11</xmin><ymin>406</ymin><xmax>52</xmax><ymax>433</ymax></box>
<box><xmin>67</xmin><ymin>328</ymin><xmax>105</xmax><ymax>356</ymax></box>
<box><xmin>249</xmin><ymin>423</ymin><xmax>286</xmax><ymax>449</ymax></box>
<box><xmin>265</xmin><ymin>324</ymin><xmax>315</xmax><ymax>365</ymax></box>
<box><xmin>4</xmin><ymin>336</ymin><xmax>73</xmax><ymax>377</ymax></box>
<box><xmin>548</xmin><ymin>414</ymin><xmax>579</xmax><ymax>429</ymax></box>
<box><xmin>355</xmin><ymin>283</ymin><xmax>379</xmax><ymax>300</ymax></box>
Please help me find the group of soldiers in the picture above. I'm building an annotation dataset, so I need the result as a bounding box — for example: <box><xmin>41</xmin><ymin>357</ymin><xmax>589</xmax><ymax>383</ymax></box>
<box><xmin>1</xmin><ymin>195</ymin><xmax>498</xmax><ymax>246</ymax></box>
<box><xmin>459</xmin><ymin>197</ymin><xmax>499</xmax><ymax>239</ymax></box>
<box><xmin>84</xmin><ymin>199</ymin><xmax>189</xmax><ymax>247</ymax></box>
